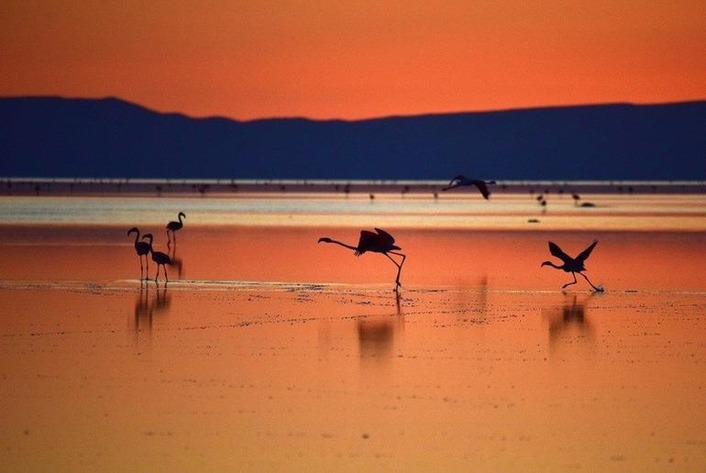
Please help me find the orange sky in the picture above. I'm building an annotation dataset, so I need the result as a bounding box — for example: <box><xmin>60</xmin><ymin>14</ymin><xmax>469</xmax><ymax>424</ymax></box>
<box><xmin>1</xmin><ymin>1</ymin><xmax>705</xmax><ymax>120</ymax></box>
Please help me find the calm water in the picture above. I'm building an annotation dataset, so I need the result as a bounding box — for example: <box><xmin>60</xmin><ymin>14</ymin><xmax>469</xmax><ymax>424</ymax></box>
<box><xmin>0</xmin><ymin>191</ymin><xmax>704</xmax><ymax>472</ymax></box>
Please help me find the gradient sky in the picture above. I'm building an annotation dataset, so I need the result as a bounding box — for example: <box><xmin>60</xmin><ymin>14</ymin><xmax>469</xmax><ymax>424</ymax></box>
<box><xmin>2</xmin><ymin>0</ymin><xmax>705</xmax><ymax>120</ymax></box>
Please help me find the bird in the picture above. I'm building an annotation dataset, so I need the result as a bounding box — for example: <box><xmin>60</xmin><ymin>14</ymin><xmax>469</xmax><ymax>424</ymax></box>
<box><xmin>141</xmin><ymin>233</ymin><xmax>173</xmax><ymax>282</ymax></box>
<box><xmin>442</xmin><ymin>175</ymin><xmax>496</xmax><ymax>199</ymax></box>
<box><xmin>541</xmin><ymin>240</ymin><xmax>603</xmax><ymax>291</ymax></box>
<box><xmin>166</xmin><ymin>211</ymin><xmax>186</xmax><ymax>247</ymax></box>
<box><xmin>318</xmin><ymin>228</ymin><xmax>406</xmax><ymax>291</ymax></box>
<box><xmin>127</xmin><ymin>227</ymin><xmax>151</xmax><ymax>280</ymax></box>
<box><xmin>572</xmin><ymin>193</ymin><xmax>596</xmax><ymax>208</ymax></box>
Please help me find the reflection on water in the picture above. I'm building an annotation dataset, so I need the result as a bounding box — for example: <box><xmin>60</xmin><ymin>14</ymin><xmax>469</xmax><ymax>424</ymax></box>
<box><xmin>451</xmin><ymin>275</ymin><xmax>490</xmax><ymax>324</ymax></box>
<box><xmin>544</xmin><ymin>293</ymin><xmax>599</xmax><ymax>352</ymax></box>
<box><xmin>131</xmin><ymin>281</ymin><xmax>172</xmax><ymax>337</ymax></box>
<box><xmin>150</xmin><ymin>281</ymin><xmax>171</xmax><ymax>317</ymax></box>
<box><xmin>133</xmin><ymin>280</ymin><xmax>151</xmax><ymax>330</ymax></box>
<box><xmin>169</xmin><ymin>256</ymin><xmax>184</xmax><ymax>279</ymax></box>
<box><xmin>357</xmin><ymin>292</ymin><xmax>403</xmax><ymax>362</ymax></box>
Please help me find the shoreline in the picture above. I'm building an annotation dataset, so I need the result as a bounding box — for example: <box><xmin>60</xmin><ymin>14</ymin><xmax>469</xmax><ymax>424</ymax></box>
<box><xmin>2</xmin><ymin>177</ymin><xmax>705</xmax><ymax>197</ymax></box>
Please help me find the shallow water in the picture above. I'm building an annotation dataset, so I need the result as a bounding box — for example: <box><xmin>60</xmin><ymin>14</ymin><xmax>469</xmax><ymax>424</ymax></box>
<box><xmin>0</xmin><ymin>192</ymin><xmax>705</xmax><ymax>472</ymax></box>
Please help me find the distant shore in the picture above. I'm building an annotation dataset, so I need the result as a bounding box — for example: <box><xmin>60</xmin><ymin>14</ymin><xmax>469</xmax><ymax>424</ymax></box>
<box><xmin>1</xmin><ymin>177</ymin><xmax>705</xmax><ymax>197</ymax></box>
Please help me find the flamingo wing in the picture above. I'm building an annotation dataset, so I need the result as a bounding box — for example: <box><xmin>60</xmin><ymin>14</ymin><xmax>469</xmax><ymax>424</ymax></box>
<box><xmin>575</xmin><ymin>240</ymin><xmax>598</xmax><ymax>264</ymax></box>
<box><xmin>548</xmin><ymin>241</ymin><xmax>573</xmax><ymax>264</ymax></box>
<box><xmin>374</xmin><ymin>228</ymin><xmax>396</xmax><ymax>245</ymax></box>
<box><xmin>472</xmin><ymin>180</ymin><xmax>490</xmax><ymax>199</ymax></box>
<box><xmin>357</xmin><ymin>230</ymin><xmax>378</xmax><ymax>251</ymax></box>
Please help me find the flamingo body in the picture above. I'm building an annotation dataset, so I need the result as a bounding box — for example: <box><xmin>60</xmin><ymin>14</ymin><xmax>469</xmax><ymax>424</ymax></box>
<box><xmin>541</xmin><ymin>240</ymin><xmax>602</xmax><ymax>291</ymax></box>
<box><xmin>142</xmin><ymin>233</ymin><xmax>173</xmax><ymax>282</ymax></box>
<box><xmin>442</xmin><ymin>175</ymin><xmax>495</xmax><ymax>199</ymax></box>
<box><xmin>127</xmin><ymin>227</ymin><xmax>151</xmax><ymax>280</ymax></box>
<box><xmin>318</xmin><ymin>228</ymin><xmax>406</xmax><ymax>291</ymax></box>
<box><xmin>166</xmin><ymin>212</ymin><xmax>186</xmax><ymax>247</ymax></box>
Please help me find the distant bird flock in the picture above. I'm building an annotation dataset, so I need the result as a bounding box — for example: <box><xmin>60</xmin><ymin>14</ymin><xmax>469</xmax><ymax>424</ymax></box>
<box><xmin>128</xmin><ymin>176</ymin><xmax>604</xmax><ymax>291</ymax></box>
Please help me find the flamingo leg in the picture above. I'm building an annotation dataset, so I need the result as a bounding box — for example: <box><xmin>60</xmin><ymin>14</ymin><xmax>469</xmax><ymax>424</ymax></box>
<box><xmin>578</xmin><ymin>272</ymin><xmax>602</xmax><ymax>292</ymax></box>
<box><xmin>163</xmin><ymin>264</ymin><xmax>169</xmax><ymax>283</ymax></box>
<box><xmin>385</xmin><ymin>251</ymin><xmax>406</xmax><ymax>290</ymax></box>
<box><xmin>562</xmin><ymin>272</ymin><xmax>578</xmax><ymax>289</ymax></box>
<box><xmin>139</xmin><ymin>255</ymin><xmax>144</xmax><ymax>280</ymax></box>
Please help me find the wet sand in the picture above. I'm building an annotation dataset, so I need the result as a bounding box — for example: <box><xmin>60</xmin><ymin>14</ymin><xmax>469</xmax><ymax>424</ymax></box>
<box><xmin>0</xmin><ymin>192</ymin><xmax>705</xmax><ymax>472</ymax></box>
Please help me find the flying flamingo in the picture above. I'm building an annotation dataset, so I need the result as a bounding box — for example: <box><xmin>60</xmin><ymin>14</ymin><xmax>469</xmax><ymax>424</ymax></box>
<box><xmin>141</xmin><ymin>233</ymin><xmax>173</xmax><ymax>282</ymax></box>
<box><xmin>541</xmin><ymin>240</ymin><xmax>603</xmax><ymax>292</ymax></box>
<box><xmin>127</xmin><ymin>227</ymin><xmax>151</xmax><ymax>280</ymax></box>
<box><xmin>166</xmin><ymin>211</ymin><xmax>186</xmax><ymax>247</ymax></box>
<box><xmin>442</xmin><ymin>175</ymin><xmax>496</xmax><ymax>199</ymax></box>
<box><xmin>318</xmin><ymin>228</ymin><xmax>407</xmax><ymax>291</ymax></box>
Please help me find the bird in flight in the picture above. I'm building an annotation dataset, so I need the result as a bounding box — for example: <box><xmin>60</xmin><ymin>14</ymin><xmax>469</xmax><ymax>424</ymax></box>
<box><xmin>541</xmin><ymin>240</ymin><xmax>603</xmax><ymax>291</ymax></box>
<box><xmin>318</xmin><ymin>228</ymin><xmax>406</xmax><ymax>291</ymax></box>
<box><xmin>442</xmin><ymin>175</ymin><xmax>496</xmax><ymax>199</ymax></box>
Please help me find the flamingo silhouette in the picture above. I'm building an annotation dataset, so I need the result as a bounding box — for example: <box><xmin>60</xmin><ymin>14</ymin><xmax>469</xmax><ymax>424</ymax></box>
<box><xmin>541</xmin><ymin>240</ymin><xmax>603</xmax><ymax>291</ymax></box>
<box><xmin>127</xmin><ymin>227</ymin><xmax>151</xmax><ymax>280</ymax></box>
<box><xmin>141</xmin><ymin>233</ymin><xmax>173</xmax><ymax>282</ymax></box>
<box><xmin>442</xmin><ymin>175</ymin><xmax>496</xmax><ymax>199</ymax></box>
<box><xmin>318</xmin><ymin>228</ymin><xmax>406</xmax><ymax>291</ymax></box>
<box><xmin>166</xmin><ymin>212</ymin><xmax>186</xmax><ymax>247</ymax></box>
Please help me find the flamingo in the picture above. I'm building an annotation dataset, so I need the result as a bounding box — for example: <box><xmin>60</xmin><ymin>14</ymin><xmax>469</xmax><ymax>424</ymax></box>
<box><xmin>318</xmin><ymin>228</ymin><xmax>407</xmax><ymax>291</ymax></box>
<box><xmin>166</xmin><ymin>211</ymin><xmax>186</xmax><ymax>247</ymax></box>
<box><xmin>541</xmin><ymin>240</ymin><xmax>603</xmax><ymax>291</ymax></box>
<box><xmin>442</xmin><ymin>175</ymin><xmax>496</xmax><ymax>199</ymax></box>
<box><xmin>127</xmin><ymin>227</ymin><xmax>151</xmax><ymax>280</ymax></box>
<box><xmin>141</xmin><ymin>233</ymin><xmax>173</xmax><ymax>282</ymax></box>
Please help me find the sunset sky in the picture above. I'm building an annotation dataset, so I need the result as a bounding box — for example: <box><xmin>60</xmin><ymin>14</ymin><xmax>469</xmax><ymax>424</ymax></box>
<box><xmin>2</xmin><ymin>0</ymin><xmax>705</xmax><ymax>120</ymax></box>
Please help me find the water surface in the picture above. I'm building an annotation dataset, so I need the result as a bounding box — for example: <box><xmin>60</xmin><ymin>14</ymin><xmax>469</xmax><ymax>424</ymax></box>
<box><xmin>0</xmin><ymin>191</ymin><xmax>704</xmax><ymax>472</ymax></box>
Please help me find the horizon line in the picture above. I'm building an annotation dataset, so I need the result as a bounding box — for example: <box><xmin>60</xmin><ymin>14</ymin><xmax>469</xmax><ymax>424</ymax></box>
<box><xmin>2</xmin><ymin>94</ymin><xmax>706</xmax><ymax>123</ymax></box>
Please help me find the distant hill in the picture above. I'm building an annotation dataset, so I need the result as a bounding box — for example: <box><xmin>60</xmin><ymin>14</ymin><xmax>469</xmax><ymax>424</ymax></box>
<box><xmin>1</xmin><ymin>96</ymin><xmax>705</xmax><ymax>180</ymax></box>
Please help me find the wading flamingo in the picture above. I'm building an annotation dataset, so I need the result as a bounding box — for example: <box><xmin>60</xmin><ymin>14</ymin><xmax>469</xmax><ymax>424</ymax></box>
<box><xmin>318</xmin><ymin>228</ymin><xmax>406</xmax><ymax>291</ymax></box>
<box><xmin>166</xmin><ymin>212</ymin><xmax>186</xmax><ymax>247</ymax></box>
<box><xmin>127</xmin><ymin>227</ymin><xmax>151</xmax><ymax>280</ymax></box>
<box><xmin>541</xmin><ymin>240</ymin><xmax>603</xmax><ymax>292</ymax></box>
<box><xmin>141</xmin><ymin>233</ymin><xmax>173</xmax><ymax>282</ymax></box>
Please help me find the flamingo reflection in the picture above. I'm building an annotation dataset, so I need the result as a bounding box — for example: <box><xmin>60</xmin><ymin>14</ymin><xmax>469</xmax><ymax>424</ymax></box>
<box><xmin>357</xmin><ymin>292</ymin><xmax>403</xmax><ymax>361</ymax></box>
<box><xmin>150</xmin><ymin>280</ymin><xmax>171</xmax><ymax>317</ymax></box>
<box><xmin>133</xmin><ymin>279</ymin><xmax>151</xmax><ymax>331</ymax></box>
<box><xmin>545</xmin><ymin>293</ymin><xmax>599</xmax><ymax>352</ymax></box>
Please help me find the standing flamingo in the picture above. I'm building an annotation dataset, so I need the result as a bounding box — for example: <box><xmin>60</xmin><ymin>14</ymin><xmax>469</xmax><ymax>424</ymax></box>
<box><xmin>541</xmin><ymin>240</ymin><xmax>603</xmax><ymax>291</ymax></box>
<box><xmin>318</xmin><ymin>228</ymin><xmax>406</xmax><ymax>291</ymax></box>
<box><xmin>166</xmin><ymin>211</ymin><xmax>186</xmax><ymax>248</ymax></box>
<box><xmin>127</xmin><ymin>227</ymin><xmax>151</xmax><ymax>280</ymax></box>
<box><xmin>141</xmin><ymin>233</ymin><xmax>173</xmax><ymax>282</ymax></box>
<box><xmin>442</xmin><ymin>175</ymin><xmax>496</xmax><ymax>199</ymax></box>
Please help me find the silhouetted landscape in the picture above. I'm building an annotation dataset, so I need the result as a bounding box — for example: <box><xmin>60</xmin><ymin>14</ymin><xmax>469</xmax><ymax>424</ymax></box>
<box><xmin>1</xmin><ymin>96</ymin><xmax>705</xmax><ymax>180</ymax></box>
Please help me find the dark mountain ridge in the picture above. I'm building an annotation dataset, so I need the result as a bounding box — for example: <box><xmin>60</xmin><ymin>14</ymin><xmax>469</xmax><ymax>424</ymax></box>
<box><xmin>1</xmin><ymin>96</ymin><xmax>704</xmax><ymax>180</ymax></box>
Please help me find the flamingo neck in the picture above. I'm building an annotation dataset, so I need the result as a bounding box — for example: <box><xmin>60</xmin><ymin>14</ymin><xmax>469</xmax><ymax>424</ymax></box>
<box><xmin>325</xmin><ymin>239</ymin><xmax>359</xmax><ymax>252</ymax></box>
<box><xmin>542</xmin><ymin>261</ymin><xmax>563</xmax><ymax>269</ymax></box>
